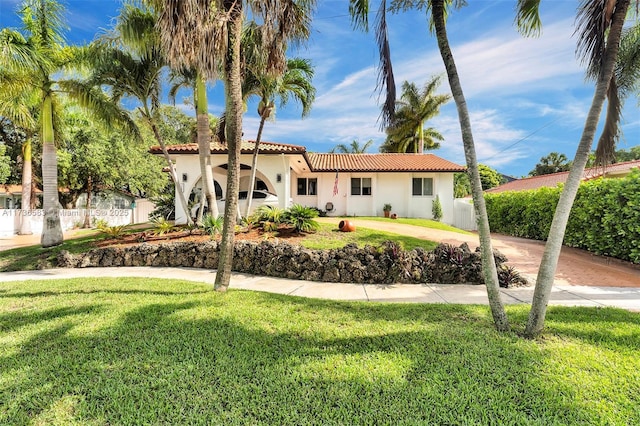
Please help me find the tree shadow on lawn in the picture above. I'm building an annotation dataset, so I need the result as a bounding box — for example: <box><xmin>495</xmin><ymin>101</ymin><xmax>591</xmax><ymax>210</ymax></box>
<box><xmin>2</xmin><ymin>284</ymin><xmax>638</xmax><ymax>424</ymax></box>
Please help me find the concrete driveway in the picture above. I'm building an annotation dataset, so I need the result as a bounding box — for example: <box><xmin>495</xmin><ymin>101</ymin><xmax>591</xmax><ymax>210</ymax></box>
<box><xmin>319</xmin><ymin>218</ymin><xmax>640</xmax><ymax>288</ymax></box>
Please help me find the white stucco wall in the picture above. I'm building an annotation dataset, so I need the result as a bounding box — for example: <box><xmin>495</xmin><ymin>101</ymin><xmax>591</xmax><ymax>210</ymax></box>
<box><xmin>291</xmin><ymin>171</ymin><xmax>457</xmax><ymax>224</ymax></box>
<box><xmin>173</xmin><ymin>153</ymin><xmax>294</xmax><ymax>223</ymax></box>
<box><xmin>172</xmin><ymin>153</ymin><xmax>457</xmax><ymax>224</ymax></box>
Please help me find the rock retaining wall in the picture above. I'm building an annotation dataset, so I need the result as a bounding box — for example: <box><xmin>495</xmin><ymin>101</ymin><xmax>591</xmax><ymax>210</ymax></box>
<box><xmin>57</xmin><ymin>241</ymin><xmax>528</xmax><ymax>287</ymax></box>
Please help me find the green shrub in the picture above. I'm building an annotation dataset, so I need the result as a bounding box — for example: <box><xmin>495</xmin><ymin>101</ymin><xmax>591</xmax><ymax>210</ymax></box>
<box><xmin>97</xmin><ymin>223</ymin><xmax>129</xmax><ymax>239</ymax></box>
<box><xmin>485</xmin><ymin>169</ymin><xmax>640</xmax><ymax>263</ymax></box>
<box><xmin>432</xmin><ymin>195</ymin><xmax>443</xmax><ymax>222</ymax></box>
<box><xmin>285</xmin><ymin>204</ymin><xmax>320</xmax><ymax>234</ymax></box>
<box><xmin>150</xmin><ymin>217</ymin><xmax>174</xmax><ymax>235</ymax></box>
<box><xmin>202</xmin><ymin>214</ymin><xmax>223</xmax><ymax>237</ymax></box>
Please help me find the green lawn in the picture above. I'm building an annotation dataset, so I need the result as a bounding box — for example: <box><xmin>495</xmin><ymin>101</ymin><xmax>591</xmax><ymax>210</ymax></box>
<box><xmin>1</xmin><ymin>278</ymin><xmax>638</xmax><ymax>425</ymax></box>
<box><xmin>343</xmin><ymin>216</ymin><xmax>473</xmax><ymax>234</ymax></box>
<box><xmin>301</xmin><ymin>223</ymin><xmax>437</xmax><ymax>251</ymax></box>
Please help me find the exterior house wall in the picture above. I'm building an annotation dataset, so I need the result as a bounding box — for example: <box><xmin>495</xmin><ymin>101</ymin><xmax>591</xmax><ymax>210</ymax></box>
<box><xmin>292</xmin><ymin>171</ymin><xmax>456</xmax><ymax>224</ymax></box>
<box><xmin>173</xmin><ymin>154</ymin><xmax>292</xmax><ymax>223</ymax></box>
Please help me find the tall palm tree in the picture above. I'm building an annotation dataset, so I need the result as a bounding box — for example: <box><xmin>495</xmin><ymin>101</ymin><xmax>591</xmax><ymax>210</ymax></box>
<box><xmin>152</xmin><ymin>0</ymin><xmax>316</xmax><ymax>291</ymax></box>
<box><xmin>243</xmin><ymin>55</ymin><xmax>316</xmax><ymax>217</ymax></box>
<box><xmin>524</xmin><ymin>0</ymin><xmax>633</xmax><ymax>337</ymax></box>
<box><xmin>93</xmin><ymin>3</ymin><xmax>193</xmax><ymax>226</ymax></box>
<box><xmin>0</xmin><ymin>0</ymin><xmax>135</xmax><ymax>247</ymax></box>
<box><xmin>330</xmin><ymin>139</ymin><xmax>374</xmax><ymax>153</ymax></box>
<box><xmin>169</xmin><ymin>68</ymin><xmax>220</xmax><ymax>224</ymax></box>
<box><xmin>352</xmin><ymin>0</ymin><xmax>510</xmax><ymax>331</ymax></box>
<box><xmin>385</xmin><ymin>77</ymin><xmax>450</xmax><ymax>153</ymax></box>
<box><xmin>0</xmin><ymin>74</ymin><xmax>39</xmax><ymax>234</ymax></box>
<box><xmin>594</xmin><ymin>18</ymin><xmax>640</xmax><ymax>165</ymax></box>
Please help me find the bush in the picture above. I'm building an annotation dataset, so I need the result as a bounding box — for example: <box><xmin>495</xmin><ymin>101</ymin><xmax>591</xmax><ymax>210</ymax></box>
<box><xmin>285</xmin><ymin>204</ymin><xmax>320</xmax><ymax>234</ymax></box>
<box><xmin>202</xmin><ymin>214</ymin><xmax>223</xmax><ymax>237</ymax></box>
<box><xmin>150</xmin><ymin>217</ymin><xmax>174</xmax><ymax>235</ymax></box>
<box><xmin>485</xmin><ymin>170</ymin><xmax>640</xmax><ymax>263</ymax></box>
<box><xmin>432</xmin><ymin>195</ymin><xmax>443</xmax><ymax>222</ymax></box>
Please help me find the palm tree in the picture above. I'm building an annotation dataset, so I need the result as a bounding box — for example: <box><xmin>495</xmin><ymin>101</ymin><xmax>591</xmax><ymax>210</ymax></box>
<box><xmin>169</xmin><ymin>68</ymin><xmax>220</xmax><ymax>224</ymax></box>
<box><xmin>93</xmin><ymin>3</ymin><xmax>193</xmax><ymax>226</ymax></box>
<box><xmin>0</xmin><ymin>74</ymin><xmax>39</xmax><ymax>234</ymax></box>
<box><xmin>528</xmin><ymin>152</ymin><xmax>570</xmax><ymax>176</ymax></box>
<box><xmin>243</xmin><ymin>55</ymin><xmax>315</xmax><ymax>217</ymax></box>
<box><xmin>594</xmin><ymin>19</ymin><xmax>640</xmax><ymax>165</ymax></box>
<box><xmin>330</xmin><ymin>139</ymin><xmax>373</xmax><ymax>153</ymax></box>
<box><xmin>384</xmin><ymin>77</ymin><xmax>449</xmax><ymax>153</ymax></box>
<box><xmin>0</xmin><ymin>0</ymin><xmax>135</xmax><ymax>247</ymax></box>
<box><xmin>524</xmin><ymin>0</ymin><xmax>633</xmax><ymax>337</ymax></box>
<box><xmin>352</xmin><ymin>0</ymin><xmax>510</xmax><ymax>331</ymax></box>
<box><xmin>152</xmin><ymin>0</ymin><xmax>316</xmax><ymax>291</ymax></box>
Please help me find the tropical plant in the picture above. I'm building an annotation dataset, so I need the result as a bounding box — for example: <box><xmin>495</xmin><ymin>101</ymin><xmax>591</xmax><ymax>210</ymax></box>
<box><xmin>169</xmin><ymin>67</ymin><xmax>220</xmax><ymax>224</ymax></box>
<box><xmin>152</xmin><ymin>0</ymin><xmax>316</xmax><ymax>292</ymax></box>
<box><xmin>150</xmin><ymin>217</ymin><xmax>174</xmax><ymax>235</ymax></box>
<box><xmin>364</xmin><ymin>0</ymin><xmax>511</xmax><ymax>331</ymax></box>
<box><xmin>0</xmin><ymin>76</ymin><xmax>40</xmax><ymax>234</ymax></box>
<box><xmin>149</xmin><ymin>187</ymin><xmax>175</xmax><ymax>220</ymax></box>
<box><xmin>243</xmin><ymin>54</ymin><xmax>315</xmax><ymax>217</ymax></box>
<box><xmin>330</xmin><ymin>139</ymin><xmax>374</xmax><ymax>153</ymax></box>
<box><xmin>0</xmin><ymin>0</ymin><xmax>134</xmax><ymax>246</ymax></box>
<box><xmin>524</xmin><ymin>0</ymin><xmax>635</xmax><ymax>338</ymax></box>
<box><xmin>453</xmin><ymin>172</ymin><xmax>471</xmax><ymax>198</ymax></box>
<box><xmin>478</xmin><ymin>164</ymin><xmax>504</xmax><ymax>190</ymax></box>
<box><xmin>285</xmin><ymin>204</ymin><xmax>320</xmax><ymax>234</ymax></box>
<box><xmin>88</xmin><ymin>3</ymin><xmax>192</xmax><ymax>226</ymax></box>
<box><xmin>383</xmin><ymin>203</ymin><xmax>392</xmax><ymax>212</ymax></box>
<box><xmin>528</xmin><ymin>152</ymin><xmax>571</xmax><ymax>176</ymax></box>
<box><xmin>96</xmin><ymin>223</ymin><xmax>130</xmax><ymax>239</ymax></box>
<box><xmin>202</xmin><ymin>214</ymin><xmax>224</xmax><ymax>237</ymax></box>
<box><xmin>382</xmin><ymin>77</ymin><xmax>449</xmax><ymax>153</ymax></box>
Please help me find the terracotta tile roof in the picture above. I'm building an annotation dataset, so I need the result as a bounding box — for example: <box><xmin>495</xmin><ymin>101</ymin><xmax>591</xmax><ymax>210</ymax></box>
<box><xmin>1</xmin><ymin>185</ymin><xmax>42</xmax><ymax>195</ymax></box>
<box><xmin>149</xmin><ymin>140</ymin><xmax>307</xmax><ymax>155</ymax></box>
<box><xmin>486</xmin><ymin>159</ymin><xmax>640</xmax><ymax>193</ymax></box>
<box><xmin>307</xmin><ymin>153</ymin><xmax>465</xmax><ymax>172</ymax></box>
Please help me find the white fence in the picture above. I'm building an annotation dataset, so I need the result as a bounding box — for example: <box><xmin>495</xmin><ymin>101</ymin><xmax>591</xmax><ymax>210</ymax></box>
<box><xmin>1</xmin><ymin>209</ymin><xmax>132</xmax><ymax>237</ymax></box>
<box><xmin>453</xmin><ymin>198</ymin><xmax>477</xmax><ymax>231</ymax></box>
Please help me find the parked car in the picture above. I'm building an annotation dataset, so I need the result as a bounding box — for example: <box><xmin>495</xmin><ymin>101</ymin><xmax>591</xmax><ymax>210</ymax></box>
<box><xmin>191</xmin><ymin>190</ymin><xmax>281</xmax><ymax>218</ymax></box>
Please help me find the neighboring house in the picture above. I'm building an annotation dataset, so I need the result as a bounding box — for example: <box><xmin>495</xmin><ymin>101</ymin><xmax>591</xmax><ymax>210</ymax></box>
<box><xmin>75</xmin><ymin>189</ymin><xmax>136</xmax><ymax>210</ymax></box>
<box><xmin>150</xmin><ymin>141</ymin><xmax>466</xmax><ymax>225</ymax></box>
<box><xmin>0</xmin><ymin>184</ymin><xmax>42</xmax><ymax>209</ymax></box>
<box><xmin>486</xmin><ymin>160</ymin><xmax>640</xmax><ymax>194</ymax></box>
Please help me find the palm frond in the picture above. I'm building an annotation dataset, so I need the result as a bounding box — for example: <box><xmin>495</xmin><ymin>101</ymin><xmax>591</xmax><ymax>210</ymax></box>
<box><xmin>575</xmin><ymin>0</ymin><xmax>616</xmax><ymax>79</ymax></box>
<box><xmin>514</xmin><ymin>0</ymin><xmax>542</xmax><ymax>37</ymax></box>
<box><xmin>594</xmin><ymin>74</ymin><xmax>621</xmax><ymax>166</ymax></box>
<box><xmin>374</xmin><ymin>0</ymin><xmax>396</xmax><ymax>129</ymax></box>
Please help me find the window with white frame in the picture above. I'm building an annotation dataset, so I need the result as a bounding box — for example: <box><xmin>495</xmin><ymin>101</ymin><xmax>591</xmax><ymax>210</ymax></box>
<box><xmin>351</xmin><ymin>177</ymin><xmax>372</xmax><ymax>196</ymax></box>
<box><xmin>412</xmin><ymin>177</ymin><xmax>434</xmax><ymax>196</ymax></box>
<box><xmin>297</xmin><ymin>178</ymin><xmax>317</xmax><ymax>196</ymax></box>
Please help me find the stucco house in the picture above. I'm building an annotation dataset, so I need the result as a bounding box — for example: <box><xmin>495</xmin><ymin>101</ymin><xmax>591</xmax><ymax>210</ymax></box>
<box><xmin>150</xmin><ymin>140</ymin><xmax>466</xmax><ymax>225</ymax></box>
<box><xmin>486</xmin><ymin>159</ymin><xmax>640</xmax><ymax>194</ymax></box>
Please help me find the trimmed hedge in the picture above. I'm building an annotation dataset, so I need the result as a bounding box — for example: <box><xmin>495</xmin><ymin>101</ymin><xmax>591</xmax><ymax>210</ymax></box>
<box><xmin>485</xmin><ymin>169</ymin><xmax>640</xmax><ymax>264</ymax></box>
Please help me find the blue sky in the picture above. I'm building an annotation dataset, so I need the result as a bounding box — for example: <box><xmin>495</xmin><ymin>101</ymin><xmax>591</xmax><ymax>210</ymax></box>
<box><xmin>1</xmin><ymin>0</ymin><xmax>639</xmax><ymax>177</ymax></box>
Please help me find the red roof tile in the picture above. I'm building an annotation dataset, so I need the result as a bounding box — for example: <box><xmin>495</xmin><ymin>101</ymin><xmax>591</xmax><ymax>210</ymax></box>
<box><xmin>307</xmin><ymin>153</ymin><xmax>465</xmax><ymax>172</ymax></box>
<box><xmin>149</xmin><ymin>140</ymin><xmax>307</xmax><ymax>155</ymax></box>
<box><xmin>486</xmin><ymin>160</ymin><xmax>640</xmax><ymax>193</ymax></box>
<box><xmin>1</xmin><ymin>185</ymin><xmax>42</xmax><ymax>195</ymax></box>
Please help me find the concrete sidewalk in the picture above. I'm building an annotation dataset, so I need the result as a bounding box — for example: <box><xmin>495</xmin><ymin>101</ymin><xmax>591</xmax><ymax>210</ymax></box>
<box><xmin>1</xmin><ymin>267</ymin><xmax>639</xmax><ymax>311</ymax></box>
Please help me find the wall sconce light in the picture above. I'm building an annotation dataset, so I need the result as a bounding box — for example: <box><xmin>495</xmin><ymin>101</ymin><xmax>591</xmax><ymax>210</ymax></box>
<box><xmin>182</xmin><ymin>173</ymin><xmax>188</xmax><ymax>182</ymax></box>
<box><xmin>276</xmin><ymin>173</ymin><xmax>282</xmax><ymax>183</ymax></box>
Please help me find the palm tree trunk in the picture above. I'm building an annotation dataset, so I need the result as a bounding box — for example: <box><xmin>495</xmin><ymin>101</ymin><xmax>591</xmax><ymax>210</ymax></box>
<box><xmin>525</xmin><ymin>0</ymin><xmax>630</xmax><ymax>338</ymax></box>
<box><xmin>196</xmin><ymin>74</ymin><xmax>218</xmax><ymax>223</ymax></box>
<box><xmin>432</xmin><ymin>0</ymin><xmax>509</xmax><ymax>331</ymax></box>
<box><xmin>245</xmin><ymin>114</ymin><xmax>268</xmax><ymax>218</ymax></box>
<box><xmin>40</xmin><ymin>94</ymin><xmax>63</xmax><ymax>248</ymax></box>
<box><xmin>214</xmin><ymin>0</ymin><xmax>243</xmax><ymax>292</ymax></box>
<box><xmin>83</xmin><ymin>175</ymin><xmax>92</xmax><ymax>228</ymax></box>
<box><xmin>19</xmin><ymin>138</ymin><xmax>32</xmax><ymax>235</ymax></box>
<box><xmin>149</xmin><ymin>118</ymin><xmax>193</xmax><ymax>226</ymax></box>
